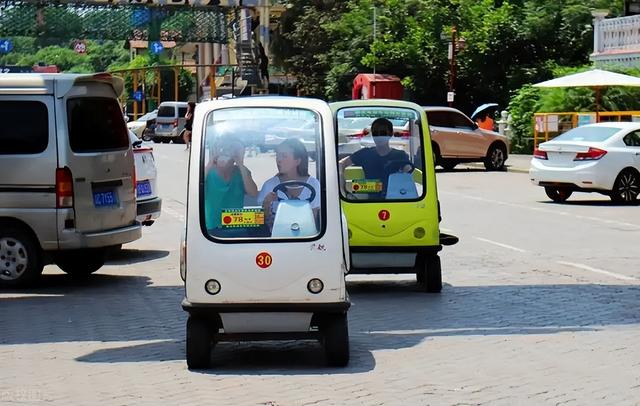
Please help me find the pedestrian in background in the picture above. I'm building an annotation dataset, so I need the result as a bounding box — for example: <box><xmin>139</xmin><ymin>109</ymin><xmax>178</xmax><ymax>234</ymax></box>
<box><xmin>183</xmin><ymin>101</ymin><xmax>196</xmax><ymax>149</ymax></box>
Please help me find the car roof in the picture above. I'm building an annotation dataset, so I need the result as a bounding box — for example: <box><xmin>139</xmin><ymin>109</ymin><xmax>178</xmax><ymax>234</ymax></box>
<box><xmin>0</xmin><ymin>73</ymin><xmax>124</xmax><ymax>97</ymax></box>
<box><xmin>422</xmin><ymin>106</ymin><xmax>466</xmax><ymax>115</ymax></box>
<box><xmin>159</xmin><ymin>101</ymin><xmax>189</xmax><ymax>106</ymax></box>
<box><xmin>580</xmin><ymin>121</ymin><xmax>640</xmax><ymax>130</ymax></box>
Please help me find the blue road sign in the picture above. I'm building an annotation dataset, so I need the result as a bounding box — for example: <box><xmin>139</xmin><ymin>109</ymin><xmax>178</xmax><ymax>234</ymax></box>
<box><xmin>150</xmin><ymin>41</ymin><xmax>164</xmax><ymax>55</ymax></box>
<box><xmin>0</xmin><ymin>39</ymin><xmax>13</xmax><ymax>54</ymax></box>
<box><xmin>133</xmin><ymin>90</ymin><xmax>144</xmax><ymax>102</ymax></box>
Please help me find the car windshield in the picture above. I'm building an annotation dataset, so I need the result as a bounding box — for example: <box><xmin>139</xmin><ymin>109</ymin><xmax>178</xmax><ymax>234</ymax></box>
<box><xmin>136</xmin><ymin>111</ymin><xmax>157</xmax><ymax>122</ymax></box>
<box><xmin>336</xmin><ymin>106</ymin><xmax>425</xmax><ymax>202</ymax></box>
<box><xmin>553</xmin><ymin>126</ymin><xmax>619</xmax><ymax>142</ymax></box>
<box><xmin>157</xmin><ymin>106</ymin><xmax>175</xmax><ymax>117</ymax></box>
<box><xmin>201</xmin><ymin>107</ymin><xmax>324</xmax><ymax>241</ymax></box>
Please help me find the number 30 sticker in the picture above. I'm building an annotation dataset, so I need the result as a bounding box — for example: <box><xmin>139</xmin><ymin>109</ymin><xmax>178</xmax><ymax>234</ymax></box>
<box><xmin>256</xmin><ymin>252</ymin><xmax>273</xmax><ymax>269</ymax></box>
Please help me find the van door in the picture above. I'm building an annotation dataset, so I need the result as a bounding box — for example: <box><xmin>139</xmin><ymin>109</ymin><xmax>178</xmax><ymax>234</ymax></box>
<box><xmin>59</xmin><ymin>82</ymin><xmax>136</xmax><ymax>233</ymax></box>
<box><xmin>0</xmin><ymin>96</ymin><xmax>58</xmax><ymax>249</ymax></box>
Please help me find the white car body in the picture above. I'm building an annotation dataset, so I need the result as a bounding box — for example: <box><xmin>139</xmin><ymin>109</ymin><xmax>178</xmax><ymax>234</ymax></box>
<box><xmin>529</xmin><ymin>122</ymin><xmax>640</xmax><ymax>202</ymax></box>
<box><xmin>129</xmin><ymin>131</ymin><xmax>162</xmax><ymax>225</ymax></box>
<box><xmin>181</xmin><ymin>96</ymin><xmax>350</xmax><ymax>369</ymax></box>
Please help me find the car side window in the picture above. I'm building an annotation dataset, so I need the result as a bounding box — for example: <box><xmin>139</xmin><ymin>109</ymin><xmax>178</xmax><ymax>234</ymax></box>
<box><xmin>178</xmin><ymin>107</ymin><xmax>188</xmax><ymax>118</ymax></box>
<box><xmin>623</xmin><ymin>131</ymin><xmax>640</xmax><ymax>147</ymax></box>
<box><xmin>0</xmin><ymin>101</ymin><xmax>48</xmax><ymax>155</ymax></box>
<box><xmin>451</xmin><ymin>112</ymin><xmax>475</xmax><ymax>130</ymax></box>
<box><xmin>426</xmin><ymin>111</ymin><xmax>450</xmax><ymax>127</ymax></box>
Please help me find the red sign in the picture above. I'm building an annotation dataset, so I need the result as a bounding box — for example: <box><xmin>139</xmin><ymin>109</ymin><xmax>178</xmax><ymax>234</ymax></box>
<box><xmin>378</xmin><ymin>210</ymin><xmax>390</xmax><ymax>221</ymax></box>
<box><xmin>256</xmin><ymin>252</ymin><xmax>272</xmax><ymax>269</ymax></box>
<box><xmin>73</xmin><ymin>41</ymin><xmax>87</xmax><ymax>54</ymax></box>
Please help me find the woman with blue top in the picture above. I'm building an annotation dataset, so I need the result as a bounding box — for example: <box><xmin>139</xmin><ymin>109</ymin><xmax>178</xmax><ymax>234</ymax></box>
<box><xmin>204</xmin><ymin>138</ymin><xmax>258</xmax><ymax>231</ymax></box>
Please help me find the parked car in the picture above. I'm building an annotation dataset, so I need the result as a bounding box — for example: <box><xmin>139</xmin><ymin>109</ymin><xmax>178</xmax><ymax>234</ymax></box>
<box><xmin>337</xmin><ymin>117</ymin><xmax>412</xmax><ymax>159</ymax></box>
<box><xmin>423</xmin><ymin>106</ymin><xmax>509</xmax><ymax>171</ymax></box>
<box><xmin>127</xmin><ymin>109</ymin><xmax>158</xmax><ymax>141</ymax></box>
<box><xmin>262</xmin><ymin>119</ymin><xmax>318</xmax><ymax>159</ymax></box>
<box><xmin>530</xmin><ymin>122</ymin><xmax>640</xmax><ymax>203</ymax></box>
<box><xmin>0</xmin><ymin>73</ymin><xmax>141</xmax><ymax>287</ymax></box>
<box><xmin>128</xmin><ymin>131</ymin><xmax>162</xmax><ymax>226</ymax></box>
<box><xmin>154</xmin><ymin>101</ymin><xmax>189</xmax><ymax>143</ymax></box>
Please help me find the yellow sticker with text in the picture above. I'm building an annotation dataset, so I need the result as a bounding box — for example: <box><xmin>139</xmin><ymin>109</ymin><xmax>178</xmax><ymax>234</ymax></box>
<box><xmin>350</xmin><ymin>179</ymin><xmax>383</xmax><ymax>193</ymax></box>
<box><xmin>221</xmin><ymin>208</ymin><xmax>265</xmax><ymax>228</ymax></box>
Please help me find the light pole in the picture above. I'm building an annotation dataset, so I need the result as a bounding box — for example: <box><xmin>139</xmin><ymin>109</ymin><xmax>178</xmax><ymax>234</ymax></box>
<box><xmin>372</xmin><ymin>6</ymin><xmax>377</xmax><ymax>75</ymax></box>
<box><xmin>444</xmin><ymin>26</ymin><xmax>465</xmax><ymax>107</ymax></box>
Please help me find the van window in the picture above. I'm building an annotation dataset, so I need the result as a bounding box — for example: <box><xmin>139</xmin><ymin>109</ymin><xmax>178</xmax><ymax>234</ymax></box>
<box><xmin>0</xmin><ymin>101</ymin><xmax>48</xmax><ymax>155</ymax></box>
<box><xmin>201</xmin><ymin>107</ymin><xmax>324</xmax><ymax>241</ymax></box>
<box><xmin>178</xmin><ymin>107</ymin><xmax>188</xmax><ymax>118</ymax></box>
<box><xmin>67</xmin><ymin>97</ymin><xmax>129</xmax><ymax>152</ymax></box>
<box><xmin>337</xmin><ymin>107</ymin><xmax>425</xmax><ymax>202</ymax></box>
<box><xmin>158</xmin><ymin>106</ymin><xmax>175</xmax><ymax>117</ymax></box>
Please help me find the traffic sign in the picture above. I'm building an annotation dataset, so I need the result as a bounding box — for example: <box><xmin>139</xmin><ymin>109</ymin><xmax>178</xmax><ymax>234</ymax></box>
<box><xmin>150</xmin><ymin>41</ymin><xmax>164</xmax><ymax>55</ymax></box>
<box><xmin>0</xmin><ymin>39</ymin><xmax>13</xmax><ymax>54</ymax></box>
<box><xmin>133</xmin><ymin>90</ymin><xmax>144</xmax><ymax>102</ymax></box>
<box><xmin>73</xmin><ymin>41</ymin><xmax>87</xmax><ymax>54</ymax></box>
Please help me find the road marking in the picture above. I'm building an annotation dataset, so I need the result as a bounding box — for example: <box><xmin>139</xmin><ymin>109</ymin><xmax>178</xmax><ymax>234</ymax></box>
<box><xmin>163</xmin><ymin>206</ymin><xmax>185</xmax><ymax>221</ymax></box>
<box><xmin>557</xmin><ymin>261</ymin><xmax>638</xmax><ymax>282</ymax></box>
<box><xmin>474</xmin><ymin>237</ymin><xmax>527</xmax><ymax>253</ymax></box>
<box><xmin>440</xmin><ymin>191</ymin><xmax>640</xmax><ymax>230</ymax></box>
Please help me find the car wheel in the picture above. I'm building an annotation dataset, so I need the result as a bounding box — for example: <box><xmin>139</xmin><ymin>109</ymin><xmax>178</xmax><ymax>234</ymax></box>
<box><xmin>0</xmin><ymin>225</ymin><xmax>43</xmax><ymax>288</ymax></box>
<box><xmin>323</xmin><ymin>313</ymin><xmax>349</xmax><ymax>367</ymax></box>
<box><xmin>484</xmin><ymin>144</ymin><xmax>507</xmax><ymax>171</ymax></box>
<box><xmin>186</xmin><ymin>317</ymin><xmax>212</xmax><ymax>369</ymax></box>
<box><xmin>545</xmin><ymin>186</ymin><xmax>573</xmax><ymax>203</ymax></box>
<box><xmin>55</xmin><ymin>248</ymin><xmax>106</xmax><ymax>277</ymax></box>
<box><xmin>441</xmin><ymin>160</ymin><xmax>458</xmax><ymax>171</ymax></box>
<box><xmin>610</xmin><ymin>169</ymin><xmax>640</xmax><ymax>204</ymax></box>
<box><xmin>417</xmin><ymin>253</ymin><xmax>442</xmax><ymax>293</ymax></box>
<box><xmin>142</xmin><ymin>130</ymin><xmax>153</xmax><ymax>142</ymax></box>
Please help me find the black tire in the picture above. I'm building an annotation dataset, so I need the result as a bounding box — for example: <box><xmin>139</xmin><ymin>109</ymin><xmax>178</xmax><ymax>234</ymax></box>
<box><xmin>441</xmin><ymin>160</ymin><xmax>458</xmax><ymax>171</ymax></box>
<box><xmin>484</xmin><ymin>143</ymin><xmax>507</xmax><ymax>171</ymax></box>
<box><xmin>55</xmin><ymin>248</ymin><xmax>106</xmax><ymax>277</ymax></box>
<box><xmin>186</xmin><ymin>317</ymin><xmax>212</xmax><ymax>369</ymax></box>
<box><xmin>610</xmin><ymin>169</ymin><xmax>640</xmax><ymax>204</ymax></box>
<box><xmin>153</xmin><ymin>138</ymin><xmax>161</xmax><ymax>144</ymax></box>
<box><xmin>323</xmin><ymin>313</ymin><xmax>349</xmax><ymax>367</ymax></box>
<box><xmin>142</xmin><ymin>130</ymin><xmax>153</xmax><ymax>142</ymax></box>
<box><xmin>545</xmin><ymin>186</ymin><xmax>573</xmax><ymax>203</ymax></box>
<box><xmin>417</xmin><ymin>253</ymin><xmax>442</xmax><ymax>293</ymax></box>
<box><xmin>0</xmin><ymin>225</ymin><xmax>43</xmax><ymax>288</ymax></box>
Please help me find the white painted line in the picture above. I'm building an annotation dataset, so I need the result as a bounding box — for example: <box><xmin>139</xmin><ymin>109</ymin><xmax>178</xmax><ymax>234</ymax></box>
<box><xmin>474</xmin><ymin>237</ymin><xmax>527</xmax><ymax>253</ymax></box>
<box><xmin>162</xmin><ymin>206</ymin><xmax>185</xmax><ymax>221</ymax></box>
<box><xmin>557</xmin><ymin>261</ymin><xmax>638</xmax><ymax>282</ymax></box>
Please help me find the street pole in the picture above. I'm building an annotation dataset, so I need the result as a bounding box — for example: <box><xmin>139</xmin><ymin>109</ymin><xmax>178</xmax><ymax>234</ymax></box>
<box><xmin>372</xmin><ymin>6</ymin><xmax>376</xmax><ymax>75</ymax></box>
<box><xmin>448</xmin><ymin>26</ymin><xmax>457</xmax><ymax>107</ymax></box>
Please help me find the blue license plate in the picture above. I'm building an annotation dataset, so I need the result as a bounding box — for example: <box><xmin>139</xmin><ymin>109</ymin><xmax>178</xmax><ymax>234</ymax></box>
<box><xmin>93</xmin><ymin>190</ymin><xmax>118</xmax><ymax>207</ymax></box>
<box><xmin>136</xmin><ymin>180</ymin><xmax>152</xmax><ymax>197</ymax></box>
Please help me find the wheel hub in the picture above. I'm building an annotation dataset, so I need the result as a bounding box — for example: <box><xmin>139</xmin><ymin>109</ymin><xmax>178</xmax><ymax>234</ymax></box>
<box><xmin>617</xmin><ymin>173</ymin><xmax>640</xmax><ymax>202</ymax></box>
<box><xmin>492</xmin><ymin>149</ymin><xmax>504</xmax><ymax>166</ymax></box>
<box><xmin>0</xmin><ymin>237</ymin><xmax>28</xmax><ymax>281</ymax></box>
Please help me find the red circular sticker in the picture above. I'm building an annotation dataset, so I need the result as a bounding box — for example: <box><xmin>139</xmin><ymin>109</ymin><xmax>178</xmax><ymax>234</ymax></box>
<box><xmin>256</xmin><ymin>252</ymin><xmax>273</xmax><ymax>269</ymax></box>
<box><xmin>353</xmin><ymin>184</ymin><xmax>360</xmax><ymax>191</ymax></box>
<box><xmin>378</xmin><ymin>210</ymin><xmax>390</xmax><ymax>221</ymax></box>
<box><xmin>223</xmin><ymin>215</ymin><xmax>232</xmax><ymax>224</ymax></box>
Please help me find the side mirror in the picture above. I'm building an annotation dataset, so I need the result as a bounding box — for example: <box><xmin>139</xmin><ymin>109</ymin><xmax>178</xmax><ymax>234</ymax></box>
<box><xmin>132</xmin><ymin>140</ymin><xmax>143</xmax><ymax>148</ymax></box>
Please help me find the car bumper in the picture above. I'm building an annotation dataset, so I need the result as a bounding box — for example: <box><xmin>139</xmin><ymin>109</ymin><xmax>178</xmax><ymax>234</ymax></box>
<box><xmin>529</xmin><ymin>159</ymin><xmax>614</xmax><ymax>191</ymax></box>
<box><xmin>58</xmin><ymin>223</ymin><xmax>142</xmax><ymax>250</ymax></box>
<box><xmin>136</xmin><ymin>196</ymin><xmax>162</xmax><ymax>223</ymax></box>
<box><xmin>154</xmin><ymin>129</ymin><xmax>178</xmax><ymax>138</ymax></box>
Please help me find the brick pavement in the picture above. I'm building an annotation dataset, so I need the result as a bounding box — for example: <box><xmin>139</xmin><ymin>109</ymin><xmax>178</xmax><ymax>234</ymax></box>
<box><xmin>1</xmin><ymin>198</ymin><xmax>639</xmax><ymax>405</ymax></box>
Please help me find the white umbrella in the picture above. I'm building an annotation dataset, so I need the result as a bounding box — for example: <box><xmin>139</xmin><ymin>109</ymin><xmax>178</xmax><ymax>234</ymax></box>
<box><xmin>532</xmin><ymin>69</ymin><xmax>640</xmax><ymax>120</ymax></box>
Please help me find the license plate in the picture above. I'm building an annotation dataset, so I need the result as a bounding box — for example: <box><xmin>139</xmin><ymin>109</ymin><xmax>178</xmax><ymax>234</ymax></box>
<box><xmin>136</xmin><ymin>180</ymin><xmax>152</xmax><ymax>197</ymax></box>
<box><xmin>93</xmin><ymin>190</ymin><xmax>118</xmax><ymax>207</ymax></box>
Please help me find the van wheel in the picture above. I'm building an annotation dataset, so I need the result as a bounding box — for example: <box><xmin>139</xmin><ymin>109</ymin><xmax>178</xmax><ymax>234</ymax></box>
<box><xmin>417</xmin><ymin>253</ymin><xmax>442</xmax><ymax>293</ymax></box>
<box><xmin>441</xmin><ymin>160</ymin><xmax>458</xmax><ymax>171</ymax></box>
<box><xmin>186</xmin><ymin>317</ymin><xmax>212</xmax><ymax>369</ymax></box>
<box><xmin>55</xmin><ymin>248</ymin><xmax>106</xmax><ymax>277</ymax></box>
<box><xmin>0</xmin><ymin>225</ymin><xmax>43</xmax><ymax>287</ymax></box>
<box><xmin>484</xmin><ymin>144</ymin><xmax>506</xmax><ymax>171</ymax></box>
<box><xmin>323</xmin><ymin>313</ymin><xmax>349</xmax><ymax>367</ymax></box>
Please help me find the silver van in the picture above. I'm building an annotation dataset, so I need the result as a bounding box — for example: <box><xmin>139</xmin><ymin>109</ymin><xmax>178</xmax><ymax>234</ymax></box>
<box><xmin>153</xmin><ymin>101</ymin><xmax>189</xmax><ymax>143</ymax></box>
<box><xmin>0</xmin><ymin>73</ymin><xmax>142</xmax><ymax>287</ymax></box>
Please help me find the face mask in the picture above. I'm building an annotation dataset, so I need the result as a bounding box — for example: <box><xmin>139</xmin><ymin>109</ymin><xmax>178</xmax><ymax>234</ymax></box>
<box><xmin>217</xmin><ymin>155</ymin><xmax>232</xmax><ymax>166</ymax></box>
<box><xmin>374</xmin><ymin>136</ymin><xmax>391</xmax><ymax>144</ymax></box>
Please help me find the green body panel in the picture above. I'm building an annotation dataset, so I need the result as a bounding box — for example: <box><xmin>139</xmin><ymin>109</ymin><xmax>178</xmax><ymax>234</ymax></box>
<box><xmin>330</xmin><ymin>99</ymin><xmax>440</xmax><ymax>249</ymax></box>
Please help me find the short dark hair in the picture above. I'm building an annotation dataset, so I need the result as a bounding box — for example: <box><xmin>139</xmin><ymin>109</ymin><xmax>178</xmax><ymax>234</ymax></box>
<box><xmin>371</xmin><ymin>118</ymin><xmax>393</xmax><ymax>136</ymax></box>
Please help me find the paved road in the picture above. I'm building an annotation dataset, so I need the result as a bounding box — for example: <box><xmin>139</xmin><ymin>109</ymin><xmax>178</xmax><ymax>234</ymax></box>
<box><xmin>1</xmin><ymin>144</ymin><xmax>639</xmax><ymax>405</ymax></box>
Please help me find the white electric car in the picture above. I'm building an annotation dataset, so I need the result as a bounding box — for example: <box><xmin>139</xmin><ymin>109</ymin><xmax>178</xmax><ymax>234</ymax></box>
<box><xmin>181</xmin><ymin>97</ymin><xmax>350</xmax><ymax>369</ymax></box>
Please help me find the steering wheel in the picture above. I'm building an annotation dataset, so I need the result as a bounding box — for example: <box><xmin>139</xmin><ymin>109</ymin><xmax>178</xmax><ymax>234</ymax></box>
<box><xmin>384</xmin><ymin>159</ymin><xmax>416</xmax><ymax>175</ymax></box>
<box><xmin>272</xmin><ymin>180</ymin><xmax>316</xmax><ymax>202</ymax></box>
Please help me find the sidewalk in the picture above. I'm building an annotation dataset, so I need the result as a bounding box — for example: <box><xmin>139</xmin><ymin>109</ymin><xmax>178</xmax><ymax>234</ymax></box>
<box><xmin>463</xmin><ymin>154</ymin><xmax>531</xmax><ymax>173</ymax></box>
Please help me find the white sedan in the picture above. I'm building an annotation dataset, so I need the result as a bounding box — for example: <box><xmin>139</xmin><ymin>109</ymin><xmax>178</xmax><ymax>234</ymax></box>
<box><xmin>129</xmin><ymin>131</ymin><xmax>162</xmax><ymax>225</ymax></box>
<box><xmin>529</xmin><ymin>122</ymin><xmax>640</xmax><ymax>203</ymax></box>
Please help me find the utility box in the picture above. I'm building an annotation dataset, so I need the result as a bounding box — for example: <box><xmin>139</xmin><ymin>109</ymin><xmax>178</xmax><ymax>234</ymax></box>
<box><xmin>352</xmin><ymin>73</ymin><xmax>403</xmax><ymax>100</ymax></box>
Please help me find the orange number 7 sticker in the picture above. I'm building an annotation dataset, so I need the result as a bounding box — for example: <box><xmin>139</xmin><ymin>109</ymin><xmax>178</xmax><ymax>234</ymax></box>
<box><xmin>256</xmin><ymin>252</ymin><xmax>273</xmax><ymax>269</ymax></box>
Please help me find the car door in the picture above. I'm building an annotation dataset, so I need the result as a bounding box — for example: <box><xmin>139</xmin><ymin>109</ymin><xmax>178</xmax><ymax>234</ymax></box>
<box><xmin>60</xmin><ymin>81</ymin><xmax>136</xmax><ymax>233</ymax></box>
<box><xmin>426</xmin><ymin>110</ymin><xmax>460</xmax><ymax>157</ymax></box>
<box><xmin>623</xmin><ymin>130</ymin><xmax>640</xmax><ymax>169</ymax></box>
<box><xmin>449</xmin><ymin>110</ymin><xmax>486</xmax><ymax>157</ymax></box>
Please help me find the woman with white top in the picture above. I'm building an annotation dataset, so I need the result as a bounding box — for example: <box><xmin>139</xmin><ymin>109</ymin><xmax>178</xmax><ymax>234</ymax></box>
<box><xmin>258</xmin><ymin>138</ymin><xmax>320</xmax><ymax>230</ymax></box>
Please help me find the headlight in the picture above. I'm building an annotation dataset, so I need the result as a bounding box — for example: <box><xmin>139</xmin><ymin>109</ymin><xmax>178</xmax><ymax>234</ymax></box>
<box><xmin>307</xmin><ymin>278</ymin><xmax>324</xmax><ymax>294</ymax></box>
<box><xmin>205</xmin><ymin>279</ymin><xmax>221</xmax><ymax>295</ymax></box>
